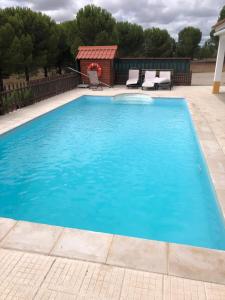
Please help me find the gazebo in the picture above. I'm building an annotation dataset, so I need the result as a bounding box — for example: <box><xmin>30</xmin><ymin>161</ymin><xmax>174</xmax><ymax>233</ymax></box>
<box><xmin>212</xmin><ymin>18</ymin><xmax>225</xmax><ymax>93</ymax></box>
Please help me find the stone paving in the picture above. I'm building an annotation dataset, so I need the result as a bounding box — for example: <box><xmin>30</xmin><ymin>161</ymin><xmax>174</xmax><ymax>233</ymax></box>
<box><xmin>0</xmin><ymin>85</ymin><xmax>225</xmax><ymax>298</ymax></box>
<box><xmin>0</xmin><ymin>248</ymin><xmax>225</xmax><ymax>300</ymax></box>
<box><xmin>1</xmin><ymin>218</ymin><xmax>225</xmax><ymax>287</ymax></box>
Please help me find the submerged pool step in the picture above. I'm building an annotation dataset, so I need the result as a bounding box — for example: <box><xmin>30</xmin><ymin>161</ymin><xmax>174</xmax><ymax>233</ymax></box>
<box><xmin>112</xmin><ymin>93</ymin><xmax>154</xmax><ymax>104</ymax></box>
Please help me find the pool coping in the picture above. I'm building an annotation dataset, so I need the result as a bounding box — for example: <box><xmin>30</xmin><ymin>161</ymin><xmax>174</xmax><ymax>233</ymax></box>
<box><xmin>0</xmin><ymin>89</ymin><xmax>225</xmax><ymax>285</ymax></box>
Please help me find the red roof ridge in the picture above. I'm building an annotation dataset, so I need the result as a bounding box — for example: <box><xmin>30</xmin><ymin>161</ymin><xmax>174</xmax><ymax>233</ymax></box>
<box><xmin>76</xmin><ymin>45</ymin><xmax>118</xmax><ymax>60</ymax></box>
<box><xmin>78</xmin><ymin>45</ymin><xmax>117</xmax><ymax>50</ymax></box>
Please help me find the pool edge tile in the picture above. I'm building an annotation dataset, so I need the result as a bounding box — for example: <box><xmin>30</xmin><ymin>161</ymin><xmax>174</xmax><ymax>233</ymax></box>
<box><xmin>0</xmin><ymin>217</ymin><xmax>17</xmax><ymax>242</ymax></box>
<box><xmin>106</xmin><ymin>235</ymin><xmax>168</xmax><ymax>274</ymax></box>
<box><xmin>0</xmin><ymin>219</ymin><xmax>225</xmax><ymax>285</ymax></box>
<box><xmin>51</xmin><ymin>227</ymin><xmax>113</xmax><ymax>263</ymax></box>
<box><xmin>168</xmin><ymin>242</ymin><xmax>225</xmax><ymax>285</ymax></box>
<box><xmin>189</xmin><ymin>103</ymin><xmax>225</xmax><ymax>225</ymax></box>
<box><xmin>0</xmin><ymin>220</ymin><xmax>63</xmax><ymax>255</ymax></box>
<box><xmin>215</xmin><ymin>189</ymin><xmax>225</xmax><ymax>218</ymax></box>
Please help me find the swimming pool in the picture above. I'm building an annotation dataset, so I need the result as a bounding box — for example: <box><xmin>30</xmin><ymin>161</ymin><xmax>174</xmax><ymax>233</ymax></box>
<box><xmin>0</xmin><ymin>94</ymin><xmax>225</xmax><ymax>250</ymax></box>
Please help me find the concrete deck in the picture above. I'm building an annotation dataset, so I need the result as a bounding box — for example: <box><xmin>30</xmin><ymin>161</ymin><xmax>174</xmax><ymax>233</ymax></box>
<box><xmin>0</xmin><ymin>85</ymin><xmax>225</xmax><ymax>298</ymax></box>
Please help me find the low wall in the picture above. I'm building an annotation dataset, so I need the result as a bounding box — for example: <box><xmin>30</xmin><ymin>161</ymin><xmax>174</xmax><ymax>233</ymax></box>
<box><xmin>191</xmin><ymin>60</ymin><xmax>225</xmax><ymax>73</ymax></box>
<box><xmin>114</xmin><ymin>58</ymin><xmax>192</xmax><ymax>85</ymax></box>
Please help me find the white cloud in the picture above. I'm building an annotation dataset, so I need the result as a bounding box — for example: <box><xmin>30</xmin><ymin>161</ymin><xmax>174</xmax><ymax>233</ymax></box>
<box><xmin>0</xmin><ymin>0</ymin><xmax>224</xmax><ymax>41</ymax></box>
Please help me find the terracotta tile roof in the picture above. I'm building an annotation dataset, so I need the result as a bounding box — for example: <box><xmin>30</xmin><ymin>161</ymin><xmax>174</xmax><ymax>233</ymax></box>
<box><xmin>76</xmin><ymin>45</ymin><xmax>118</xmax><ymax>60</ymax></box>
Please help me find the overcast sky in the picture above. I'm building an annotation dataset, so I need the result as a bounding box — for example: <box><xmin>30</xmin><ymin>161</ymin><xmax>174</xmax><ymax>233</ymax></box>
<box><xmin>1</xmin><ymin>0</ymin><xmax>224</xmax><ymax>42</ymax></box>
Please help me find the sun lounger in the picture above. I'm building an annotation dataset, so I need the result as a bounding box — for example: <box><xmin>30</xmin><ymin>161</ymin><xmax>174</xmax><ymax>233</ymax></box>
<box><xmin>87</xmin><ymin>70</ymin><xmax>102</xmax><ymax>90</ymax></box>
<box><xmin>155</xmin><ymin>71</ymin><xmax>172</xmax><ymax>90</ymax></box>
<box><xmin>142</xmin><ymin>71</ymin><xmax>157</xmax><ymax>89</ymax></box>
<box><xmin>126</xmin><ymin>69</ymin><xmax>139</xmax><ymax>87</ymax></box>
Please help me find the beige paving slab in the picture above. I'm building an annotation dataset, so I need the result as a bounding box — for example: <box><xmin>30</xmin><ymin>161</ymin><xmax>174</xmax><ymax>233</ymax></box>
<box><xmin>206</xmin><ymin>157</ymin><xmax>225</xmax><ymax>174</ymax></box>
<box><xmin>204</xmin><ymin>281</ymin><xmax>225</xmax><ymax>300</ymax></box>
<box><xmin>106</xmin><ymin>235</ymin><xmax>168</xmax><ymax>274</ymax></box>
<box><xmin>40</xmin><ymin>257</ymin><xmax>88</xmax><ymax>295</ymax></box>
<box><xmin>1</xmin><ymin>221</ymin><xmax>63</xmax><ymax>254</ymax></box>
<box><xmin>77</xmin><ymin>263</ymin><xmax>124</xmax><ymax>299</ymax></box>
<box><xmin>51</xmin><ymin>228</ymin><xmax>113</xmax><ymax>263</ymax></box>
<box><xmin>0</xmin><ymin>217</ymin><xmax>17</xmax><ymax>241</ymax></box>
<box><xmin>120</xmin><ymin>269</ymin><xmax>163</xmax><ymax>300</ymax></box>
<box><xmin>197</xmin><ymin>130</ymin><xmax>216</xmax><ymax>140</ymax></box>
<box><xmin>196</xmin><ymin>124</ymin><xmax>212</xmax><ymax>134</ymax></box>
<box><xmin>35</xmin><ymin>289</ymin><xmax>76</xmax><ymax>299</ymax></box>
<box><xmin>0</xmin><ymin>248</ymin><xmax>23</xmax><ymax>282</ymax></box>
<box><xmin>200</xmin><ymin>140</ymin><xmax>225</xmax><ymax>159</ymax></box>
<box><xmin>211</xmin><ymin>172</ymin><xmax>225</xmax><ymax>190</ymax></box>
<box><xmin>163</xmin><ymin>275</ymin><xmax>206</xmax><ymax>300</ymax></box>
<box><xmin>0</xmin><ymin>248</ymin><xmax>225</xmax><ymax>299</ymax></box>
<box><xmin>0</xmin><ymin>250</ymin><xmax>54</xmax><ymax>299</ymax></box>
<box><xmin>168</xmin><ymin>243</ymin><xmax>225</xmax><ymax>284</ymax></box>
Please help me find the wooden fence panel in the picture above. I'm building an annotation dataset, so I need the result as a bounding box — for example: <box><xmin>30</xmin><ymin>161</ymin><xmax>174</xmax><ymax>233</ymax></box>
<box><xmin>0</xmin><ymin>73</ymin><xmax>80</xmax><ymax>115</ymax></box>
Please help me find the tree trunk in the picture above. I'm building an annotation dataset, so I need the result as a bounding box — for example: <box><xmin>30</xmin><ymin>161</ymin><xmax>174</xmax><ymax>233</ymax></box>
<box><xmin>44</xmin><ymin>67</ymin><xmax>48</xmax><ymax>77</ymax></box>
<box><xmin>0</xmin><ymin>70</ymin><xmax>4</xmax><ymax>92</ymax></box>
<box><xmin>25</xmin><ymin>67</ymin><xmax>29</xmax><ymax>82</ymax></box>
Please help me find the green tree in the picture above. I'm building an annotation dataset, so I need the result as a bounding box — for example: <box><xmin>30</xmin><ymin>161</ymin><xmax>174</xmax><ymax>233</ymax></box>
<box><xmin>197</xmin><ymin>40</ymin><xmax>217</xmax><ymax>59</ymax></box>
<box><xmin>10</xmin><ymin>34</ymin><xmax>33</xmax><ymax>81</ymax></box>
<box><xmin>219</xmin><ymin>5</ymin><xmax>225</xmax><ymax>20</ymax></box>
<box><xmin>144</xmin><ymin>28</ymin><xmax>174</xmax><ymax>57</ymax></box>
<box><xmin>0</xmin><ymin>10</ymin><xmax>18</xmax><ymax>90</ymax></box>
<box><xmin>2</xmin><ymin>7</ymin><xmax>61</xmax><ymax>80</ymax></box>
<box><xmin>0</xmin><ymin>6</ymin><xmax>77</xmax><ymax>84</ymax></box>
<box><xmin>60</xmin><ymin>20</ymin><xmax>82</xmax><ymax>56</ymax></box>
<box><xmin>55</xmin><ymin>25</ymin><xmax>73</xmax><ymax>73</ymax></box>
<box><xmin>177</xmin><ymin>27</ymin><xmax>202</xmax><ymax>58</ymax></box>
<box><xmin>42</xmin><ymin>19</ymin><xmax>59</xmax><ymax>77</ymax></box>
<box><xmin>116</xmin><ymin>21</ymin><xmax>144</xmax><ymax>57</ymax></box>
<box><xmin>3</xmin><ymin>7</ymin><xmax>35</xmax><ymax>81</ymax></box>
<box><xmin>76</xmin><ymin>5</ymin><xmax>117</xmax><ymax>45</ymax></box>
<box><xmin>29</xmin><ymin>12</ymin><xmax>59</xmax><ymax>78</ymax></box>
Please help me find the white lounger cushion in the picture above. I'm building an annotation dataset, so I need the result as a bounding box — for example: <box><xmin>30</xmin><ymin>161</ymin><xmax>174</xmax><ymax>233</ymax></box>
<box><xmin>126</xmin><ymin>78</ymin><xmax>139</xmax><ymax>85</ymax></box>
<box><xmin>126</xmin><ymin>70</ymin><xmax>139</xmax><ymax>85</ymax></box>
<box><xmin>142</xmin><ymin>71</ymin><xmax>156</xmax><ymax>88</ymax></box>
<box><xmin>142</xmin><ymin>81</ymin><xmax>154</xmax><ymax>88</ymax></box>
<box><xmin>155</xmin><ymin>71</ymin><xmax>171</xmax><ymax>84</ymax></box>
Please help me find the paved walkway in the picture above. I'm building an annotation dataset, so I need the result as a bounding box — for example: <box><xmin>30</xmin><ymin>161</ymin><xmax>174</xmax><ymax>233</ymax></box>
<box><xmin>0</xmin><ymin>248</ymin><xmax>225</xmax><ymax>300</ymax></box>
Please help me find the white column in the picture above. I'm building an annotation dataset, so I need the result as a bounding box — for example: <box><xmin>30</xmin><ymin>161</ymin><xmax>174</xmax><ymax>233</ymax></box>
<box><xmin>213</xmin><ymin>34</ymin><xmax>225</xmax><ymax>93</ymax></box>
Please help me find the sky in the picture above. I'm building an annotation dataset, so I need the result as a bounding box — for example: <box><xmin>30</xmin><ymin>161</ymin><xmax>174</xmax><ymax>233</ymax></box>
<box><xmin>0</xmin><ymin>0</ymin><xmax>224</xmax><ymax>42</ymax></box>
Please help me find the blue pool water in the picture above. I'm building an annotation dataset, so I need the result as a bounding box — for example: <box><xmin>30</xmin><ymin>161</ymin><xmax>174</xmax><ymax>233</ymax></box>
<box><xmin>0</xmin><ymin>95</ymin><xmax>225</xmax><ymax>250</ymax></box>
